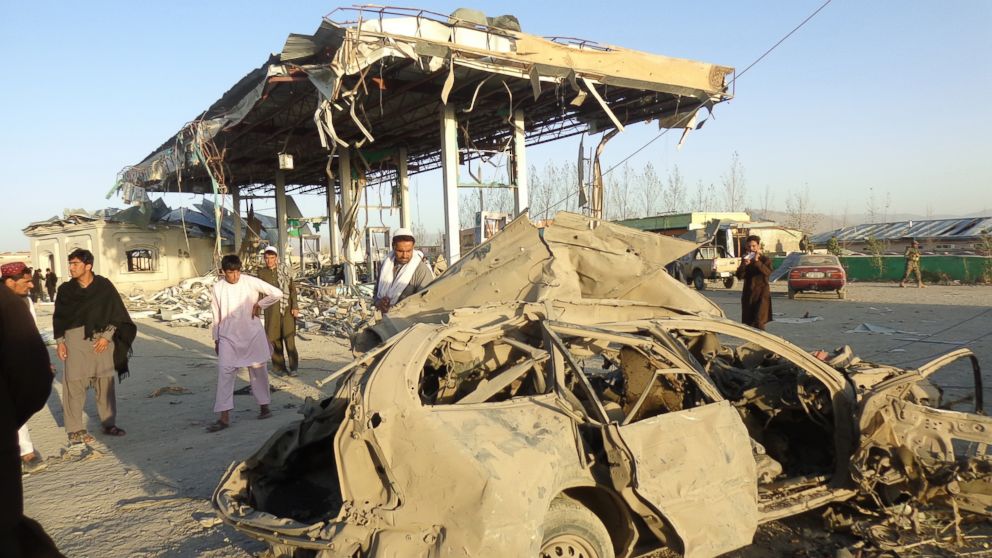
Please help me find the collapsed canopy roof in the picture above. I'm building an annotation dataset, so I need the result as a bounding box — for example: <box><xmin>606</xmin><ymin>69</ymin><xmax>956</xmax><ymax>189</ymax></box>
<box><xmin>118</xmin><ymin>6</ymin><xmax>733</xmax><ymax>197</ymax></box>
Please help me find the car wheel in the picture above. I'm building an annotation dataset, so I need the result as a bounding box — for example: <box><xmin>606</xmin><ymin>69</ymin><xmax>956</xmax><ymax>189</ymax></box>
<box><xmin>723</xmin><ymin>277</ymin><xmax>735</xmax><ymax>289</ymax></box>
<box><xmin>838</xmin><ymin>289</ymin><xmax>846</xmax><ymax>300</ymax></box>
<box><xmin>788</xmin><ymin>287</ymin><xmax>796</xmax><ymax>300</ymax></box>
<box><xmin>540</xmin><ymin>497</ymin><xmax>614</xmax><ymax>558</ymax></box>
<box><xmin>693</xmin><ymin>270</ymin><xmax>706</xmax><ymax>290</ymax></box>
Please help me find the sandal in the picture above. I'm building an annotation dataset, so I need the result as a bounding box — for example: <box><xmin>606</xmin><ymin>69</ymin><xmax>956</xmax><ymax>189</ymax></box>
<box><xmin>257</xmin><ymin>409</ymin><xmax>273</xmax><ymax>420</ymax></box>
<box><xmin>102</xmin><ymin>426</ymin><xmax>127</xmax><ymax>436</ymax></box>
<box><xmin>205</xmin><ymin>421</ymin><xmax>229</xmax><ymax>433</ymax></box>
<box><xmin>68</xmin><ymin>430</ymin><xmax>95</xmax><ymax>445</ymax></box>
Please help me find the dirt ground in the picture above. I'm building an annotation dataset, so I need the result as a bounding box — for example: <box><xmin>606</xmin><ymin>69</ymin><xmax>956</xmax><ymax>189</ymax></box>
<box><xmin>20</xmin><ymin>281</ymin><xmax>992</xmax><ymax>557</ymax></box>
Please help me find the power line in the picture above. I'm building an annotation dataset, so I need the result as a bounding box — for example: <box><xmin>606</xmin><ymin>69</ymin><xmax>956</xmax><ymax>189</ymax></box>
<box><xmin>536</xmin><ymin>0</ymin><xmax>833</xmax><ymax>217</ymax></box>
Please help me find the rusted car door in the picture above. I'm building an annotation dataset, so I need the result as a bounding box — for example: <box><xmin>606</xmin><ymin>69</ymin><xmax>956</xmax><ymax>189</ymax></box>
<box><xmin>545</xmin><ymin>323</ymin><xmax>759</xmax><ymax>558</ymax></box>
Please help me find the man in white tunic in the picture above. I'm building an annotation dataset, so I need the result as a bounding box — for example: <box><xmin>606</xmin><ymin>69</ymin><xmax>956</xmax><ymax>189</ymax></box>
<box><xmin>208</xmin><ymin>255</ymin><xmax>283</xmax><ymax>432</ymax></box>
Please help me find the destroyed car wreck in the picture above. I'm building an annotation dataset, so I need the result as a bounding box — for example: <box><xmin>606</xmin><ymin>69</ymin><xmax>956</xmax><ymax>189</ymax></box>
<box><xmin>212</xmin><ymin>213</ymin><xmax>991</xmax><ymax>558</ymax></box>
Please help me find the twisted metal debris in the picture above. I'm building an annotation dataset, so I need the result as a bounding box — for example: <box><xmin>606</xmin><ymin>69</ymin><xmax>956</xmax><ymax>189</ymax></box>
<box><xmin>124</xmin><ymin>271</ymin><xmax>375</xmax><ymax>339</ymax></box>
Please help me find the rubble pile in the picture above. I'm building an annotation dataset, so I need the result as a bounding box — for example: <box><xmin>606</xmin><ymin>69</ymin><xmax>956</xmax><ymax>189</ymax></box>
<box><xmin>125</xmin><ymin>274</ymin><xmax>218</xmax><ymax>327</ymax></box>
<box><xmin>295</xmin><ymin>282</ymin><xmax>375</xmax><ymax>338</ymax></box>
<box><xmin>123</xmin><ymin>272</ymin><xmax>375</xmax><ymax>339</ymax></box>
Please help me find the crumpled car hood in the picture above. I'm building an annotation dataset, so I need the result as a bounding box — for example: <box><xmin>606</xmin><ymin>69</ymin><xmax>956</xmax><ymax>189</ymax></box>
<box><xmin>372</xmin><ymin>211</ymin><xmax>722</xmax><ymax>339</ymax></box>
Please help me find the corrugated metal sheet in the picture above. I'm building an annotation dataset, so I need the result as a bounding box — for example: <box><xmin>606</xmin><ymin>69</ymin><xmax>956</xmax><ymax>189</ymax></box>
<box><xmin>812</xmin><ymin>217</ymin><xmax>992</xmax><ymax>244</ymax></box>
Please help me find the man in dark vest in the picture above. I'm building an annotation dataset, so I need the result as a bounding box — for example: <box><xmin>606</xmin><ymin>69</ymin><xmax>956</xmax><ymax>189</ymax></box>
<box><xmin>256</xmin><ymin>247</ymin><xmax>299</xmax><ymax>377</ymax></box>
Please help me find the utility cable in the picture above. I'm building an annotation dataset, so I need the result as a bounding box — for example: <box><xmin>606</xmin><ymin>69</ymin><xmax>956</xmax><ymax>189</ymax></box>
<box><xmin>536</xmin><ymin>0</ymin><xmax>833</xmax><ymax>217</ymax></box>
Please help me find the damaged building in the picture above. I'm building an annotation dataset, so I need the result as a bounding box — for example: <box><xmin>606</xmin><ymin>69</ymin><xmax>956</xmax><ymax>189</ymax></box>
<box><xmin>21</xmin><ymin>199</ymin><xmax>290</xmax><ymax>293</ymax></box>
<box><xmin>114</xmin><ymin>6</ymin><xmax>734</xmax><ymax>280</ymax></box>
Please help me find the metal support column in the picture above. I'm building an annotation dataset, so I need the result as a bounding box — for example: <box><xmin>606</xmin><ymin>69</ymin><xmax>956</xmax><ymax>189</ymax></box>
<box><xmin>275</xmin><ymin>170</ymin><xmax>288</xmax><ymax>263</ymax></box>
<box><xmin>326</xmin><ymin>168</ymin><xmax>340</xmax><ymax>265</ymax></box>
<box><xmin>339</xmin><ymin>148</ymin><xmax>356</xmax><ymax>284</ymax></box>
<box><xmin>440</xmin><ymin>105</ymin><xmax>460</xmax><ymax>263</ymax></box>
<box><xmin>512</xmin><ymin>110</ymin><xmax>529</xmax><ymax>218</ymax></box>
<box><xmin>232</xmin><ymin>186</ymin><xmax>242</xmax><ymax>254</ymax></box>
<box><xmin>398</xmin><ymin>147</ymin><xmax>411</xmax><ymax>229</ymax></box>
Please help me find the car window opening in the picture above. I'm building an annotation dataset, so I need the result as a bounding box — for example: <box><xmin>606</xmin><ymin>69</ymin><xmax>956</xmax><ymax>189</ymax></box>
<box><xmin>676</xmin><ymin>330</ymin><xmax>836</xmax><ymax>484</ymax></box>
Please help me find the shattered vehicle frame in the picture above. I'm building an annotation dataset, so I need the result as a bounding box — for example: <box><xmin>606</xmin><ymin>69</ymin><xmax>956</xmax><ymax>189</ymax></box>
<box><xmin>212</xmin><ymin>213</ymin><xmax>990</xmax><ymax>558</ymax></box>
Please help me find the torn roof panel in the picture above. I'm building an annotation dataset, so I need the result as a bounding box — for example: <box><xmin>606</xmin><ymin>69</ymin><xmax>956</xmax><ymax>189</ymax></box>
<box><xmin>118</xmin><ymin>6</ymin><xmax>733</xmax><ymax>197</ymax></box>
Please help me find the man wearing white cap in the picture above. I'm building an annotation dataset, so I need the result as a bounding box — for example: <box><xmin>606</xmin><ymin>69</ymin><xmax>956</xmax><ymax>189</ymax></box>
<box><xmin>374</xmin><ymin>228</ymin><xmax>434</xmax><ymax>314</ymax></box>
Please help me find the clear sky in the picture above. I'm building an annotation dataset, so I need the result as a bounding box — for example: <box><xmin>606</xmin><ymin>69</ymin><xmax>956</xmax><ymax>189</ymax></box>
<box><xmin>2</xmin><ymin>1</ymin><xmax>990</xmax><ymax>251</ymax></box>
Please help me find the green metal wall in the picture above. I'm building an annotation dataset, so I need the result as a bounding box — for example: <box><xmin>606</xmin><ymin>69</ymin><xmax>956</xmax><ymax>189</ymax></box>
<box><xmin>770</xmin><ymin>255</ymin><xmax>992</xmax><ymax>283</ymax></box>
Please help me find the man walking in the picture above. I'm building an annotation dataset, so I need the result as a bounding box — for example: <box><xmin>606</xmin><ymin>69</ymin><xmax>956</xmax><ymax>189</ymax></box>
<box><xmin>256</xmin><ymin>247</ymin><xmax>300</xmax><ymax>377</ymax></box>
<box><xmin>900</xmin><ymin>239</ymin><xmax>925</xmax><ymax>288</ymax></box>
<box><xmin>44</xmin><ymin>269</ymin><xmax>57</xmax><ymax>302</ymax></box>
<box><xmin>53</xmin><ymin>249</ymin><xmax>136</xmax><ymax>445</ymax></box>
<box><xmin>208</xmin><ymin>255</ymin><xmax>283</xmax><ymax>432</ymax></box>
<box><xmin>0</xmin><ymin>280</ymin><xmax>65</xmax><ymax>557</ymax></box>
<box><xmin>1</xmin><ymin>263</ymin><xmax>48</xmax><ymax>474</ymax></box>
<box><xmin>373</xmin><ymin>228</ymin><xmax>435</xmax><ymax>315</ymax></box>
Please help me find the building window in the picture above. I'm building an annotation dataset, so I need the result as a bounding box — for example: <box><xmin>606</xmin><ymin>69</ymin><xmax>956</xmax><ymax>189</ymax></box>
<box><xmin>126</xmin><ymin>249</ymin><xmax>155</xmax><ymax>272</ymax></box>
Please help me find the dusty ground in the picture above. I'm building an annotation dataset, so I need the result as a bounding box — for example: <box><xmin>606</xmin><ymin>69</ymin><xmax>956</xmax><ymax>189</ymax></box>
<box><xmin>20</xmin><ymin>282</ymin><xmax>992</xmax><ymax>557</ymax></box>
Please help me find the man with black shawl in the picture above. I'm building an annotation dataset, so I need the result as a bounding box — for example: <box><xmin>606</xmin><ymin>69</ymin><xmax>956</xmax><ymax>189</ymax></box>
<box><xmin>53</xmin><ymin>249</ymin><xmax>136</xmax><ymax>445</ymax></box>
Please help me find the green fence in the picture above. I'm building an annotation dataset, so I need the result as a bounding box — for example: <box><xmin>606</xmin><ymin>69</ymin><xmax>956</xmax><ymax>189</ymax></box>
<box><xmin>771</xmin><ymin>255</ymin><xmax>992</xmax><ymax>283</ymax></box>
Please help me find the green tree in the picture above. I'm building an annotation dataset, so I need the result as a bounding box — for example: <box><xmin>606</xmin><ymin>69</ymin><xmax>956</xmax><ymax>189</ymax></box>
<box><xmin>826</xmin><ymin>237</ymin><xmax>841</xmax><ymax>256</ymax></box>
<box><xmin>865</xmin><ymin>236</ymin><xmax>885</xmax><ymax>279</ymax></box>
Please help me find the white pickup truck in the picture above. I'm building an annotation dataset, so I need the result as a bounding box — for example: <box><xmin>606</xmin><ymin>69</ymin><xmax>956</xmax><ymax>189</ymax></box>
<box><xmin>680</xmin><ymin>245</ymin><xmax>739</xmax><ymax>290</ymax></box>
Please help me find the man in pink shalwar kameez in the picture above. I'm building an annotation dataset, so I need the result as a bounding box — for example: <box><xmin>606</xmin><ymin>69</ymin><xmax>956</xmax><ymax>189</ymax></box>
<box><xmin>208</xmin><ymin>255</ymin><xmax>283</xmax><ymax>432</ymax></box>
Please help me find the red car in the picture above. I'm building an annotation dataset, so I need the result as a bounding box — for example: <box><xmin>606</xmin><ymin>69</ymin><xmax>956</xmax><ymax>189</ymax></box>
<box><xmin>787</xmin><ymin>254</ymin><xmax>847</xmax><ymax>299</ymax></box>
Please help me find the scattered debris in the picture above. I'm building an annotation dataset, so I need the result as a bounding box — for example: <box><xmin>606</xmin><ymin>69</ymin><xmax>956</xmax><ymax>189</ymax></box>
<box><xmin>123</xmin><ymin>272</ymin><xmax>376</xmax><ymax>339</ymax></box>
<box><xmin>775</xmin><ymin>315</ymin><xmax>823</xmax><ymax>324</ymax></box>
<box><xmin>846</xmin><ymin>323</ymin><xmax>924</xmax><ymax>335</ymax></box>
<box><xmin>192</xmin><ymin>512</ymin><xmax>222</xmax><ymax>529</ymax></box>
<box><xmin>148</xmin><ymin>386</ymin><xmax>193</xmax><ymax>398</ymax></box>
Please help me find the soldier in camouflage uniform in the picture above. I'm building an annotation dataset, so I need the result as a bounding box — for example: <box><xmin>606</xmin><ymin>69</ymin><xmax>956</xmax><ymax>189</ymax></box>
<box><xmin>900</xmin><ymin>240</ymin><xmax>925</xmax><ymax>288</ymax></box>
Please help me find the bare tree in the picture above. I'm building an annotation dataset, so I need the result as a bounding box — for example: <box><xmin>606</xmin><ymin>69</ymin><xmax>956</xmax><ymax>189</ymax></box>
<box><xmin>606</xmin><ymin>163</ymin><xmax>634</xmax><ymax>220</ymax></box>
<box><xmin>784</xmin><ymin>184</ymin><xmax>819</xmax><ymax>234</ymax></box>
<box><xmin>690</xmin><ymin>180</ymin><xmax>718</xmax><ymax>212</ymax></box>
<box><xmin>663</xmin><ymin>165</ymin><xmax>687</xmax><ymax>213</ymax></box>
<box><xmin>528</xmin><ymin>163</ymin><xmax>554</xmax><ymax>221</ymax></box>
<box><xmin>721</xmin><ymin>151</ymin><xmax>747</xmax><ymax>211</ymax></box>
<box><xmin>865</xmin><ymin>186</ymin><xmax>879</xmax><ymax>224</ymax></box>
<box><xmin>759</xmin><ymin>184</ymin><xmax>774</xmax><ymax>220</ymax></box>
<box><xmin>636</xmin><ymin>162</ymin><xmax>662</xmax><ymax>217</ymax></box>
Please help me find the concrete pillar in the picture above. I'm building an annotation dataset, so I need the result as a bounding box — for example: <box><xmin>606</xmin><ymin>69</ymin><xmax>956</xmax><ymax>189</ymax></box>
<box><xmin>338</xmin><ymin>148</ymin><xmax>356</xmax><ymax>284</ymax></box>
<box><xmin>440</xmin><ymin>105</ymin><xmax>460</xmax><ymax>264</ymax></box>
<box><xmin>275</xmin><ymin>170</ymin><xmax>288</xmax><ymax>262</ymax></box>
<box><xmin>326</xmin><ymin>169</ymin><xmax>341</xmax><ymax>265</ymax></box>
<box><xmin>398</xmin><ymin>147</ymin><xmax>411</xmax><ymax>229</ymax></box>
<box><xmin>512</xmin><ymin>110</ymin><xmax>528</xmax><ymax>218</ymax></box>
<box><xmin>232</xmin><ymin>186</ymin><xmax>242</xmax><ymax>254</ymax></box>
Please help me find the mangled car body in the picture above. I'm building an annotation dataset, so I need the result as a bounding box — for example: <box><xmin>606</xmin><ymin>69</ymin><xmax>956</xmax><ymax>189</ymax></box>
<box><xmin>212</xmin><ymin>212</ymin><xmax>990</xmax><ymax>558</ymax></box>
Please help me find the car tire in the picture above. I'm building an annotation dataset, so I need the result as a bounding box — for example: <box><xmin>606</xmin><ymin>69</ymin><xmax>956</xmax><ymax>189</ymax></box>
<box><xmin>540</xmin><ymin>497</ymin><xmax>614</xmax><ymax>558</ymax></box>
<box><xmin>693</xmin><ymin>270</ymin><xmax>706</xmax><ymax>291</ymax></box>
<box><xmin>838</xmin><ymin>289</ymin><xmax>846</xmax><ymax>300</ymax></box>
<box><xmin>788</xmin><ymin>287</ymin><xmax>797</xmax><ymax>300</ymax></box>
<box><xmin>723</xmin><ymin>277</ymin><xmax>735</xmax><ymax>289</ymax></box>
